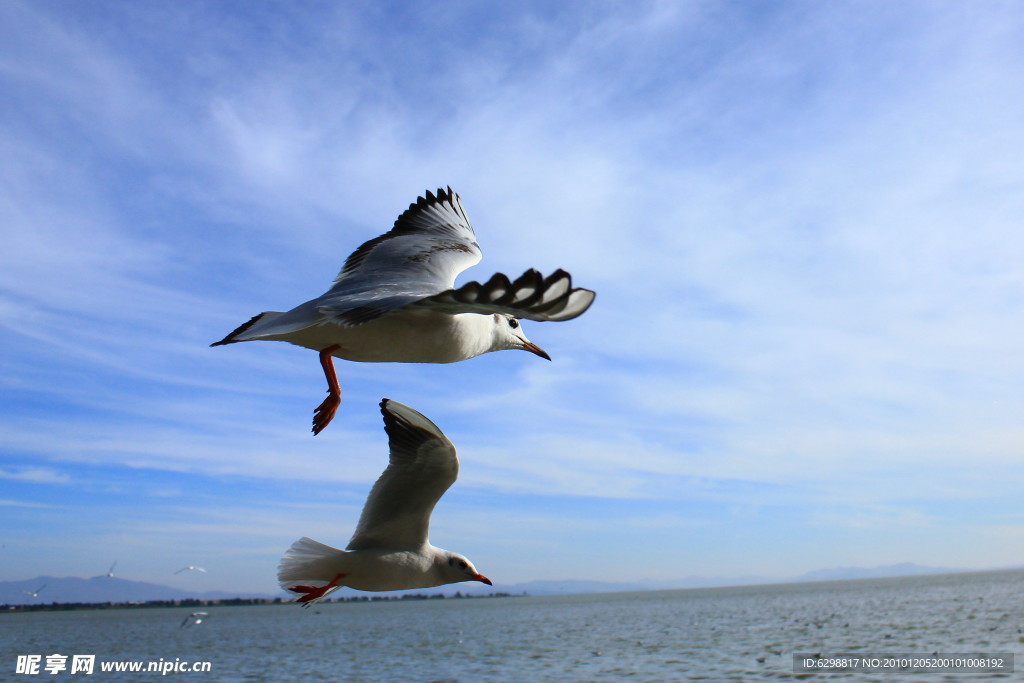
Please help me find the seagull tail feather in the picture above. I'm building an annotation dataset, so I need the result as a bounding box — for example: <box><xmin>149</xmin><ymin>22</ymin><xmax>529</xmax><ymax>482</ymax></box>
<box><xmin>211</xmin><ymin>311</ymin><xmax>285</xmax><ymax>346</ymax></box>
<box><xmin>277</xmin><ymin>537</ymin><xmax>348</xmax><ymax>596</ymax></box>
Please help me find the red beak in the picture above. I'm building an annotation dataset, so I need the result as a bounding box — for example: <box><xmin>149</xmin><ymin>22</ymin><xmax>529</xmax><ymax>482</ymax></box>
<box><xmin>520</xmin><ymin>340</ymin><xmax>551</xmax><ymax>361</ymax></box>
<box><xmin>474</xmin><ymin>574</ymin><xmax>492</xmax><ymax>586</ymax></box>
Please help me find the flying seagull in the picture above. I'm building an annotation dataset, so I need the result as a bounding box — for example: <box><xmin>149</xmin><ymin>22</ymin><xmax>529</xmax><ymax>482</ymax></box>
<box><xmin>180</xmin><ymin>611</ymin><xmax>209</xmax><ymax>627</ymax></box>
<box><xmin>106</xmin><ymin>560</ymin><xmax>117</xmax><ymax>577</ymax></box>
<box><xmin>278</xmin><ymin>398</ymin><xmax>491</xmax><ymax>604</ymax></box>
<box><xmin>174</xmin><ymin>565</ymin><xmax>207</xmax><ymax>574</ymax></box>
<box><xmin>23</xmin><ymin>583</ymin><xmax>46</xmax><ymax>597</ymax></box>
<box><xmin>212</xmin><ymin>187</ymin><xmax>595</xmax><ymax>434</ymax></box>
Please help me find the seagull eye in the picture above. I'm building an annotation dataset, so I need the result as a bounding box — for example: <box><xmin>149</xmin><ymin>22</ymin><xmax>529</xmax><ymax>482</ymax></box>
<box><xmin>459</xmin><ymin>561</ymin><xmax>467</xmax><ymax>569</ymax></box>
<box><xmin>508</xmin><ymin>319</ymin><xmax>519</xmax><ymax>329</ymax></box>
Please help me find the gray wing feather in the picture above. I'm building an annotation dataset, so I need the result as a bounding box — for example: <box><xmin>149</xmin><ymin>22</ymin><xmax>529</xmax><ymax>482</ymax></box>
<box><xmin>346</xmin><ymin>399</ymin><xmax>458</xmax><ymax>551</ymax></box>
<box><xmin>217</xmin><ymin>189</ymin><xmax>596</xmax><ymax>334</ymax></box>
<box><xmin>316</xmin><ymin>188</ymin><xmax>482</xmax><ymax>325</ymax></box>
<box><xmin>337</xmin><ymin>187</ymin><xmax>478</xmax><ymax>278</ymax></box>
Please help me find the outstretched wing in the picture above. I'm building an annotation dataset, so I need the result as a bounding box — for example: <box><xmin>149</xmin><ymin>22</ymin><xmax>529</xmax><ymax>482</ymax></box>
<box><xmin>317</xmin><ymin>187</ymin><xmax>483</xmax><ymax>325</ymax></box>
<box><xmin>412</xmin><ymin>268</ymin><xmax>595</xmax><ymax>322</ymax></box>
<box><xmin>346</xmin><ymin>399</ymin><xmax>459</xmax><ymax>551</ymax></box>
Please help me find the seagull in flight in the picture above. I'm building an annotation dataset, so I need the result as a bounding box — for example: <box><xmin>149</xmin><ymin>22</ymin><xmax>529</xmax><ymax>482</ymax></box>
<box><xmin>212</xmin><ymin>187</ymin><xmax>595</xmax><ymax>434</ymax></box>
<box><xmin>278</xmin><ymin>398</ymin><xmax>491</xmax><ymax>604</ymax></box>
<box><xmin>106</xmin><ymin>560</ymin><xmax>117</xmax><ymax>577</ymax></box>
<box><xmin>174</xmin><ymin>565</ymin><xmax>207</xmax><ymax>574</ymax></box>
<box><xmin>180</xmin><ymin>611</ymin><xmax>209</xmax><ymax>627</ymax></box>
<box><xmin>23</xmin><ymin>583</ymin><xmax>46</xmax><ymax>597</ymax></box>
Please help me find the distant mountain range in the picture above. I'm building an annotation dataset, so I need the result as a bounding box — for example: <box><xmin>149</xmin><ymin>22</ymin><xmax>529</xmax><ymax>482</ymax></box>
<box><xmin>790</xmin><ymin>562</ymin><xmax>959</xmax><ymax>583</ymax></box>
<box><xmin>0</xmin><ymin>575</ymin><xmax>270</xmax><ymax>606</ymax></box>
<box><xmin>505</xmin><ymin>562</ymin><xmax>973</xmax><ymax>596</ymax></box>
<box><xmin>3</xmin><ymin>563</ymin><xmax>1017</xmax><ymax>605</ymax></box>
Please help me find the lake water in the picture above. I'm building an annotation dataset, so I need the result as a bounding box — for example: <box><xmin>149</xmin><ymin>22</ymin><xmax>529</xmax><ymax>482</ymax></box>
<box><xmin>2</xmin><ymin>569</ymin><xmax>1022</xmax><ymax>681</ymax></box>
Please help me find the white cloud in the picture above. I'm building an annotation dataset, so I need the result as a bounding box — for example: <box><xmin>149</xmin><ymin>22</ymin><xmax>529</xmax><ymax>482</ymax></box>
<box><xmin>0</xmin><ymin>467</ymin><xmax>70</xmax><ymax>485</ymax></box>
<box><xmin>0</xmin><ymin>498</ymin><xmax>64</xmax><ymax>509</ymax></box>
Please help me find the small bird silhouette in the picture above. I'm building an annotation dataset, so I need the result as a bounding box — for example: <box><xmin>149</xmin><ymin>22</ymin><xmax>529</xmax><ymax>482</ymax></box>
<box><xmin>174</xmin><ymin>565</ymin><xmax>207</xmax><ymax>574</ymax></box>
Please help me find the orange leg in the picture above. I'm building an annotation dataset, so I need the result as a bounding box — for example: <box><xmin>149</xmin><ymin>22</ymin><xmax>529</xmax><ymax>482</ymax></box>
<box><xmin>312</xmin><ymin>345</ymin><xmax>342</xmax><ymax>435</ymax></box>
<box><xmin>288</xmin><ymin>573</ymin><xmax>347</xmax><ymax>605</ymax></box>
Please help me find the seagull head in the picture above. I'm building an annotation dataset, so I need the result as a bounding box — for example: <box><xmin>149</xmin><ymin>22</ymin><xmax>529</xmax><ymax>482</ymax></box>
<box><xmin>445</xmin><ymin>553</ymin><xmax>492</xmax><ymax>586</ymax></box>
<box><xmin>491</xmin><ymin>314</ymin><xmax>550</xmax><ymax>361</ymax></box>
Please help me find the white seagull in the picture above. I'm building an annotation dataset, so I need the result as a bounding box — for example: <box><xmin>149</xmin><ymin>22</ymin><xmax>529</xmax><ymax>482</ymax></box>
<box><xmin>106</xmin><ymin>560</ymin><xmax>117</xmax><ymax>577</ymax></box>
<box><xmin>278</xmin><ymin>398</ymin><xmax>491</xmax><ymax>604</ymax></box>
<box><xmin>212</xmin><ymin>187</ymin><xmax>595</xmax><ymax>434</ymax></box>
<box><xmin>180</xmin><ymin>611</ymin><xmax>209</xmax><ymax>627</ymax></box>
<box><xmin>23</xmin><ymin>583</ymin><xmax>46</xmax><ymax>598</ymax></box>
<box><xmin>174</xmin><ymin>565</ymin><xmax>207</xmax><ymax>574</ymax></box>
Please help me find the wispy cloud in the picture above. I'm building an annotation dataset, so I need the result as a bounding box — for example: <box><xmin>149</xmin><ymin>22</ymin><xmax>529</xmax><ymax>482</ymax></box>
<box><xmin>0</xmin><ymin>498</ymin><xmax>64</xmax><ymax>509</ymax></box>
<box><xmin>0</xmin><ymin>467</ymin><xmax>70</xmax><ymax>485</ymax></box>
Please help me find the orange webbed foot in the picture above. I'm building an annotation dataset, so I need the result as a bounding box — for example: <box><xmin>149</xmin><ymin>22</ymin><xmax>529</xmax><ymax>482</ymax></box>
<box><xmin>288</xmin><ymin>573</ymin><xmax>346</xmax><ymax>606</ymax></box>
<box><xmin>312</xmin><ymin>392</ymin><xmax>341</xmax><ymax>435</ymax></box>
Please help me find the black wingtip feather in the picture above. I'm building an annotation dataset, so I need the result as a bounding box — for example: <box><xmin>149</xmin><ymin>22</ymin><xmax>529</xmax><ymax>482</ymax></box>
<box><xmin>380</xmin><ymin>398</ymin><xmax>441</xmax><ymax>455</ymax></box>
<box><xmin>509</xmin><ymin>269</ymin><xmax>546</xmax><ymax>307</ymax></box>
<box><xmin>416</xmin><ymin>267</ymin><xmax>594</xmax><ymax>321</ymax></box>
<box><xmin>403</xmin><ymin>187</ymin><xmax>455</xmax><ymax>221</ymax></box>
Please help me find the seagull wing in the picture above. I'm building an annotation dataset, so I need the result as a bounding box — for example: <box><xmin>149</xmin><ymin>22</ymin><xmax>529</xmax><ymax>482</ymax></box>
<box><xmin>346</xmin><ymin>399</ymin><xmax>458</xmax><ymax>551</ymax></box>
<box><xmin>315</xmin><ymin>187</ymin><xmax>483</xmax><ymax>325</ymax></box>
<box><xmin>412</xmin><ymin>268</ymin><xmax>595</xmax><ymax>322</ymax></box>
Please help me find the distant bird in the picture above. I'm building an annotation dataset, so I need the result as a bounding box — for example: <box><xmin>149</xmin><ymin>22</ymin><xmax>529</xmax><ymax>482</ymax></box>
<box><xmin>106</xmin><ymin>560</ymin><xmax>117</xmax><ymax>577</ymax></box>
<box><xmin>174</xmin><ymin>566</ymin><xmax>207</xmax><ymax>574</ymax></box>
<box><xmin>212</xmin><ymin>187</ymin><xmax>595</xmax><ymax>434</ymax></box>
<box><xmin>278</xmin><ymin>399</ymin><xmax>491</xmax><ymax>603</ymax></box>
<box><xmin>180</xmin><ymin>611</ymin><xmax>209</xmax><ymax>627</ymax></box>
<box><xmin>23</xmin><ymin>583</ymin><xmax>46</xmax><ymax>597</ymax></box>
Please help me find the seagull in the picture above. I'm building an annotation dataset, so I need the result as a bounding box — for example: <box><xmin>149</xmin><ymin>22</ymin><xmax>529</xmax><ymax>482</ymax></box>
<box><xmin>106</xmin><ymin>560</ymin><xmax>117</xmax><ymax>577</ymax></box>
<box><xmin>180</xmin><ymin>611</ymin><xmax>209</xmax><ymax>627</ymax></box>
<box><xmin>23</xmin><ymin>583</ymin><xmax>46</xmax><ymax>597</ymax></box>
<box><xmin>278</xmin><ymin>398</ymin><xmax>491</xmax><ymax>604</ymax></box>
<box><xmin>174</xmin><ymin>565</ymin><xmax>207</xmax><ymax>574</ymax></box>
<box><xmin>212</xmin><ymin>187</ymin><xmax>595</xmax><ymax>434</ymax></box>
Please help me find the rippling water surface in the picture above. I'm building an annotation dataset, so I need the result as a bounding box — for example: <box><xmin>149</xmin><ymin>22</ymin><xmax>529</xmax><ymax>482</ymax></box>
<box><xmin>2</xmin><ymin>569</ymin><xmax>1022</xmax><ymax>681</ymax></box>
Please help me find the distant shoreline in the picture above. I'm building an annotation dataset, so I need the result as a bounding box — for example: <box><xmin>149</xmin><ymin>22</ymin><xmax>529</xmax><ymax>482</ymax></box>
<box><xmin>2</xmin><ymin>591</ymin><xmax>523</xmax><ymax>614</ymax></box>
<box><xmin>5</xmin><ymin>566</ymin><xmax>1022</xmax><ymax>611</ymax></box>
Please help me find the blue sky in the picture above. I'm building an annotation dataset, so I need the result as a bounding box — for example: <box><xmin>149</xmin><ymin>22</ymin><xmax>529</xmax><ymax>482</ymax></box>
<box><xmin>2</xmin><ymin>1</ymin><xmax>1023</xmax><ymax>595</ymax></box>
